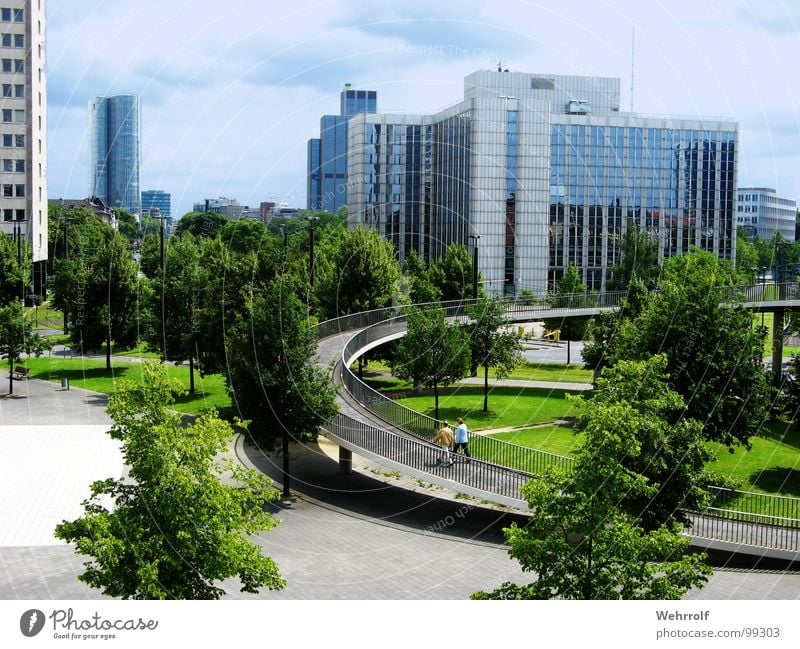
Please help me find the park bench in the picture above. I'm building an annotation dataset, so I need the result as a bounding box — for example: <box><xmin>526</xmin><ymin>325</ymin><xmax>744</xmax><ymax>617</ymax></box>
<box><xmin>9</xmin><ymin>366</ymin><xmax>30</xmax><ymax>381</ymax></box>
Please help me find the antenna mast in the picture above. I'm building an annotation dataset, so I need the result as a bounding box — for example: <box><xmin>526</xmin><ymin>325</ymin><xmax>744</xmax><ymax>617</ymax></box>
<box><xmin>630</xmin><ymin>21</ymin><xmax>635</xmax><ymax>112</ymax></box>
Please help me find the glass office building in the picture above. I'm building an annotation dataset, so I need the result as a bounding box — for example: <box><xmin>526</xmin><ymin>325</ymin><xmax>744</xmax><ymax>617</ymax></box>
<box><xmin>0</xmin><ymin>0</ymin><xmax>48</xmax><ymax>268</ymax></box>
<box><xmin>307</xmin><ymin>84</ymin><xmax>377</xmax><ymax>212</ymax></box>
<box><xmin>88</xmin><ymin>94</ymin><xmax>141</xmax><ymax>215</ymax></box>
<box><xmin>348</xmin><ymin>70</ymin><xmax>738</xmax><ymax>293</ymax></box>
<box><xmin>141</xmin><ymin>189</ymin><xmax>171</xmax><ymax>217</ymax></box>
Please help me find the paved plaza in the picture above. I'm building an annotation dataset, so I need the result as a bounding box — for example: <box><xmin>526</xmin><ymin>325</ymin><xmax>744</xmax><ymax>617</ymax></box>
<box><xmin>0</xmin><ymin>375</ymin><xmax>798</xmax><ymax>599</ymax></box>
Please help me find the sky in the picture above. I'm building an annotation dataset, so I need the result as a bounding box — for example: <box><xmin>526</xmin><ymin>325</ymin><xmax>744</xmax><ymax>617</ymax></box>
<box><xmin>46</xmin><ymin>0</ymin><xmax>800</xmax><ymax>218</ymax></box>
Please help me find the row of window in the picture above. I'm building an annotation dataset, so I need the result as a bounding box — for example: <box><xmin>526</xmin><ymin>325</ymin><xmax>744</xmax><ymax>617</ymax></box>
<box><xmin>2</xmin><ymin>158</ymin><xmax>24</xmax><ymax>172</ymax></box>
<box><xmin>2</xmin><ymin>108</ymin><xmax>23</xmax><ymax>122</ymax></box>
<box><xmin>2</xmin><ymin>82</ymin><xmax>23</xmax><ymax>96</ymax></box>
<box><xmin>0</xmin><ymin>8</ymin><xmax>23</xmax><ymax>22</ymax></box>
<box><xmin>1</xmin><ymin>57</ymin><xmax>23</xmax><ymax>72</ymax></box>
<box><xmin>738</xmin><ymin>205</ymin><xmax>759</xmax><ymax>213</ymax></box>
<box><xmin>1</xmin><ymin>182</ymin><xmax>23</xmax><ymax>196</ymax></box>
<box><xmin>2</xmin><ymin>133</ymin><xmax>24</xmax><ymax>147</ymax></box>
<box><xmin>1</xmin><ymin>32</ymin><xmax>23</xmax><ymax>47</ymax></box>
<box><xmin>1</xmin><ymin>208</ymin><xmax>25</xmax><ymax>221</ymax></box>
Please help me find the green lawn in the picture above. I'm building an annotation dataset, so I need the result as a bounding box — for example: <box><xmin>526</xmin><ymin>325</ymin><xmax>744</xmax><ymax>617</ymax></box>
<box><xmin>506</xmin><ymin>363</ymin><xmax>593</xmax><ymax>384</ymax></box>
<box><xmin>24</xmin><ymin>302</ymin><xmax>64</xmax><ymax>330</ymax></box>
<box><xmin>394</xmin><ymin>386</ymin><xmax>579</xmax><ymax>431</ymax></box>
<box><xmin>491</xmin><ymin>425</ymin><xmax>581</xmax><ymax>457</ymax></box>
<box><xmin>1</xmin><ymin>356</ymin><xmax>230</xmax><ymax>415</ymax></box>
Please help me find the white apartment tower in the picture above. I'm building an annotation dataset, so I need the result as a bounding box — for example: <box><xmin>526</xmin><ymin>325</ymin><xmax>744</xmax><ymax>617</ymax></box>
<box><xmin>0</xmin><ymin>0</ymin><xmax>47</xmax><ymax>282</ymax></box>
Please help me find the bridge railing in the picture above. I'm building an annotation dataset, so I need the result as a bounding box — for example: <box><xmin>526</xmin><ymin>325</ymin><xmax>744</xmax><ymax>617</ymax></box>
<box><xmin>323</xmin><ymin>412</ymin><xmax>532</xmax><ymax>502</ymax></box>
<box><xmin>340</xmin><ymin>315</ymin><xmax>576</xmax><ymax>477</ymax></box>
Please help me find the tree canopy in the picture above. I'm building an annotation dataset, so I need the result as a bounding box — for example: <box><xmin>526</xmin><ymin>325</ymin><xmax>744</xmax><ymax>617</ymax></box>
<box><xmin>55</xmin><ymin>362</ymin><xmax>285</xmax><ymax>599</ymax></box>
<box><xmin>608</xmin><ymin>219</ymin><xmax>661</xmax><ymax>290</ymax></box>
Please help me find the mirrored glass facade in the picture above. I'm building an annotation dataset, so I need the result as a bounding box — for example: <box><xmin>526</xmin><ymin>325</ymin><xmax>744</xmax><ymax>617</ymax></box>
<box><xmin>307</xmin><ymin>85</ymin><xmax>377</xmax><ymax>212</ymax></box>
<box><xmin>348</xmin><ymin>70</ymin><xmax>738</xmax><ymax>293</ymax></box>
<box><xmin>88</xmin><ymin>94</ymin><xmax>141</xmax><ymax>215</ymax></box>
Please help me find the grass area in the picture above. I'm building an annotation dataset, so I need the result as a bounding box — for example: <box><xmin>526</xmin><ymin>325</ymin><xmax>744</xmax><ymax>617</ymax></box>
<box><xmin>393</xmin><ymin>385</ymin><xmax>579</xmax><ymax>431</ymax></box>
<box><xmin>490</xmin><ymin>425</ymin><xmax>581</xmax><ymax>457</ymax></box>
<box><xmin>24</xmin><ymin>302</ymin><xmax>64</xmax><ymax>330</ymax></box>
<box><xmin>1</xmin><ymin>356</ymin><xmax>229</xmax><ymax>415</ymax></box>
<box><xmin>354</xmin><ymin>359</ymin><xmax>594</xmax><ymax>394</ymax></box>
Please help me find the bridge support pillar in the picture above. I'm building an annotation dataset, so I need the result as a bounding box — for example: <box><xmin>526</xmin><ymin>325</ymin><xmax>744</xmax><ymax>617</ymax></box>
<box><xmin>338</xmin><ymin>446</ymin><xmax>353</xmax><ymax>474</ymax></box>
<box><xmin>772</xmin><ymin>308</ymin><xmax>785</xmax><ymax>387</ymax></box>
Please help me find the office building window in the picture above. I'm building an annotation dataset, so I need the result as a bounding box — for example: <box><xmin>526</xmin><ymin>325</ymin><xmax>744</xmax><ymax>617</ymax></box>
<box><xmin>1</xmin><ymin>108</ymin><xmax>9</xmax><ymax>121</ymax></box>
<box><xmin>14</xmin><ymin>83</ymin><xmax>22</xmax><ymax>97</ymax></box>
<box><xmin>13</xmin><ymin>58</ymin><xmax>21</xmax><ymax>72</ymax></box>
<box><xmin>1</xmin><ymin>83</ymin><xmax>9</xmax><ymax>96</ymax></box>
<box><xmin>15</xmin><ymin>208</ymin><xmax>24</xmax><ymax>220</ymax></box>
<box><xmin>14</xmin><ymin>183</ymin><xmax>23</xmax><ymax>196</ymax></box>
<box><xmin>15</xmin><ymin>158</ymin><xmax>23</xmax><ymax>172</ymax></box>
<box><xmin>2</xmin><ymin>183</ymin><xmax>11</xmax><ymax>196</ymax></box>
<box><xmin>14</xmin><ymin>108</ymin><xmax>23</xmax><ymax>122</ymax></box>
<box><xmin>2</xmin><ymin>158</ymin><xmax>11</xmax><ymax>171</ymax></box>
<box><xmin>13</xmin><ymin>8</ymin><xmax>22</xmax><ymax>22</ymax></box>
<box><xmin>15</xmin><ymin>134</ymin><xmax>23</xmax><ymax>147</ymax></box>
<box><xmin>0</xmin><ymin>8</ymin><xmax>9</xmax><ymax>21</ymax></box>
<box><xmin>1</xmin><ymin>58</ymin><xmax>10</xmax><ymax>72</ymax></box>
<box><xmin>14</xmin><ymin>33</ymin><xmax>22</xmax><ymax>47</ymax></box>
<box><xmin>1</xmin><ymin>33</ymin><xmax>10</xmax><ymax>47</ymax></box>
<box><xmin>1</xmin><ymin>134</ymin><xmax>10</xmax><ymax>146</ymax></box>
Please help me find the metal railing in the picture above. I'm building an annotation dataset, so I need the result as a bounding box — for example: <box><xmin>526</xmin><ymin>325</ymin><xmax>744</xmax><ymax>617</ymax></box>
<box><xmin>323</xmin><ymin>412</ymin><xmax>532</xmax><ymax>502</ymax></box>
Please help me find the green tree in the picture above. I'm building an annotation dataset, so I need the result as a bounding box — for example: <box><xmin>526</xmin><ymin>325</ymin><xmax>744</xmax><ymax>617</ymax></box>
<box><xmin>225</xmin><ymin>278</ymin><xmax>338</xmax><ymax>449</ymax></box>
<box><xmin>401</xmin><ymin>249</ymin><xmax>441</xmax><ymax>304</ymax></box>
<box><xmin>174</xmin><ymin>211</ymin><xmax>228</xmax><ymax>239</ymax></box>
<box><xmin>138</xmin><ymin>232</ymin><xmax>162</xmax><ymax>279</ymax></box>
<box><xmin>63</xmin><ymin>232</ymin><xmax>140</xmax><ymax>368</ymax></box>
<box><xmin>314</xmin><ymin>226</ymin><xmax>401</xmax><ymax>319</ymax></box>
<box><xmin>543</xmin><ymin>264</ymin><xmax>591</xmax><ymax>341</ymax></box>
<box><xmin>0</xmin><ymin>231</ymin><xmax>30</xmax><ymax>306</ymax></box>
<box><xmin>54</xmin><ymin>362</ymin><xmax>285</xmax><ymax>599</ymax></box>
<box><xmin>390</xmin><ymin>306</ymin><xmax>471</xmax><ymax>420</ymax></box>
<box><xmin>573</xmin><ymin>355</ymin><xmax>712</xmax><ymax>529</ymax></box>
<box><xmin>609</xmin><ymin>250</ymin><xmax>769</xmax><ymax>448</ymax></box>
<box><xmin>115</xmin><ymin>208</ymin><xmax>139</xmax><ymax>244</ymax></box>
<box><xmin>220</xmin><ymin>218</ymin><xmax>271</xmax><ymax>256</ymax></box>
<box><xmin>430</xmin><ymin>243</ymin><xmax>473</xmax><ymax>301</ymax></box>
<box><xmin>465</xmin><ymin>296</ymin><xmax>523</xmax><ymax>412</ymax></box>
<box><xmin>609</xmin><ymin>219</ymin><xmax>661</xmax><ymax>290</ymax></box>
<box><xmin>143</xmin><ymin>235</ymin><xmax>207</xmax><ymax>393</ymax></box>
<box><xmin>0</xmin><ymin>301</ymin><xmax>50</xmax><ymax>394</ymax></box>
<box><xmin>735</xmin><ymin>226</ymin><xmax>759</xmax><ymax>283</ymax></box>
<box><xmin>472</xmin><ymin>369</ymin><xmax>712</xmax><ymax>600</ymax></box>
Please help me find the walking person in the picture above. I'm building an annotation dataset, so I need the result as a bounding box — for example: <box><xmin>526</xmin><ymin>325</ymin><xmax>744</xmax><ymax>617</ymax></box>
<box><xmin>453</xmin><ymin>417</ymin><xmax>471</xmax><ymax>463</ymax></box>
<box><xmin>433</xmin><ymin>421</ymin><xmax>454</xmax><ymax>466</ymax></box>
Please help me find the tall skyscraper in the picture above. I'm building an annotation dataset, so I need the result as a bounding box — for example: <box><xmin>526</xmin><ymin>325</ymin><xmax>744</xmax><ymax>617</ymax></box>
<box><xmin>307</xmin><ymin>83</ymin><xmax>377</xmax><ymax>212</ymax></box>
<box><xmin>88</xmin><ymin>94</ymin><xmax>141</xmax><ymax>215</ymax></box>
<box><xmin>0</xmin><ymin>0</ymin><xmax>48</xmax><ymax>275</ymax></box>
<box><xmin>348</xmin><ymin>69</ymin><xmax>738</xmax><ymax>293</ymax></box>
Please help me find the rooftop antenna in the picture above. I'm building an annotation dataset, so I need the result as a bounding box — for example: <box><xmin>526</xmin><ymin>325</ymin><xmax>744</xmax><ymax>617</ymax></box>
<box><xmin>630</xmin><ymin>21</ymin><xmax>635</xmax><ymax>112</ymax></box>
<box><xmin>497</xmin><ymin>61</ymin><xmax>502</xmax><ymax>72</ymax></box>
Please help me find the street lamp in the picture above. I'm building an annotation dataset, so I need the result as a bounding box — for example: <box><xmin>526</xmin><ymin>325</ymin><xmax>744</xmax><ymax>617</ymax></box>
<box><xmin>307</xmin><ymin>216</ymin><xmax>320</xmax><ymax>286</ymax></box>
<box><xmin>468</xmin><ymin>234</ymin><xmax>480</xmax><ymax>300</ymax></box>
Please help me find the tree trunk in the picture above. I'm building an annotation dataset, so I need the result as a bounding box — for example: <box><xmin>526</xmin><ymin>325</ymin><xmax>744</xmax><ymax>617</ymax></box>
<box><xmin>433</xmin><ymin>381</ymin><xmax>439</xmax><ymax>421</ymax></box>
<box><xmin>483</xmin><ymin>365</ymin><xmax>489</xmax><ymax>412</ymax></box>
<box><xmin>106</xmin><ymin>333</ymin><xmax>111</xmax><ymax>370</ymax></box>
<box><xmin>8</xmin><ymin>355</ymin><xmax>13</xmax><ymax>396</ymax></box>
<box><xmin>189</xmin><ymin>354</ymin><xmax>195</xmax><ymax>395</ymax></box>
<box><xmin>583</xmin><ymin>535</ymin><xmax>593</xmax><ymax>599</ymax></box>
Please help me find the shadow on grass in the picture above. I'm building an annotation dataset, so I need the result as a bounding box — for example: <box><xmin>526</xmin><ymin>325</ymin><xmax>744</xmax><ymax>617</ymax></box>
<box><xmin>748</xmin><ymin>468</ymin><xmax>800</xmax><ymax>497</ymax></box>
<box><xmin>757</xmin><ymin>420</ymin><xmax>800</xmax><ymax>450</ymax></box>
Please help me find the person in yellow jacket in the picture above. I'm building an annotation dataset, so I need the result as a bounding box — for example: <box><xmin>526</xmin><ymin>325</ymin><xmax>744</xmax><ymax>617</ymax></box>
<box><xmin>433</xmin><ymin>421</ymin><xmax>455</xmax><ymax>466</ymax></box>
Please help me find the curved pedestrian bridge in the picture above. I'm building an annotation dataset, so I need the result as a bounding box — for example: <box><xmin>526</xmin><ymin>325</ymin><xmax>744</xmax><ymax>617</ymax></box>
<box><xmin>315</xmin><ymin>285</ymin><xmax>800</xmax><ymax>560</ymax></box>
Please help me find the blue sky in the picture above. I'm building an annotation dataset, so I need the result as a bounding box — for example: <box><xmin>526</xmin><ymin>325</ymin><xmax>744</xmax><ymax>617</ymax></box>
<box><xmin>46</xmin><ymin>0</ymin><xmax>800</xmax><ymax>217</ymax></box>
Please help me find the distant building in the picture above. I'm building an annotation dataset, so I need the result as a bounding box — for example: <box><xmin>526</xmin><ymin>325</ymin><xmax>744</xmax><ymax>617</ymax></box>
<box><xmin>192</xmin><ymin>196</ymin><xmax>245</xmax><ymax>220</ymax></box>
<box><xmin>307</xmin><ymin>83</ymin><xmax>378</xmax><ymax>212</ymax></box>
<box><xmin>0</xmin><ymin>0</ymin><xmax>48</xmax><ymax>277</ymax></box>
<box><xmin>49</xmin><ymin>197</ymin><xmax>116</xmax><ymax>227</ymax></box>
<box><xmin>347</xmin><ymin>69</ymin><xmax>738</xmax><ymax>293</ymax></box>
<box><xmin>141</xmin><ymin>189</ymin><xmax>171</xmax><ymax>217</ymax></box>
<box><xmin>88</xmin><ymin>94</ymin><xmax>141</xmax><ymax>215</ymax></box>
<box><xmin>737</xmin><ymin>187</ymin><xmax>796</xmax><ymax>242</ymax></box>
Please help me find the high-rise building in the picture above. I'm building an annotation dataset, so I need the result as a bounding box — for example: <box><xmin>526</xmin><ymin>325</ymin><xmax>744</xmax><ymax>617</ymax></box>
<box><xmin>88</xmin><ymin>94</ymin><xmax>141</xmax><ymax>215</ymax></box>
<box><xmin>347</xmin><ymin>70</ymin><xmax>738</xmax><ymax>293</ymax></box>
<box><xmin>141</xmin><ymin>189</ymin><xmax>171</xmax><ymax>217</ymax></box>
<box><xmin>736</xmin><ymin>187</ymin><xmax>796</xmax><ymax>242</ymax></box>
<box><xmin>0</xmin><ymin>0</ymin><xmax>48</xmax><ymax>278</ymax></box>
<box><xmin>307</xmin><ymin>83</ymin><xmax>377</xmax><ymax>212</ymax></box>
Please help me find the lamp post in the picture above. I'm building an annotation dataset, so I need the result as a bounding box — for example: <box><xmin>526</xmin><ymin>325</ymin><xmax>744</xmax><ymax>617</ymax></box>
<box><xmin>279</xmin><ymin>223</ymin><xmax>289</xmax><ymax>260</ymax></box>
<box><xmin>468</xmin><ymin>234</ymin><xmax>480</xmax><ymax>300</ymax></box>
<box><xmin>307</xmin><ymin>216</ymin><xmax>320</xmax><ymax>286</ymax></box>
